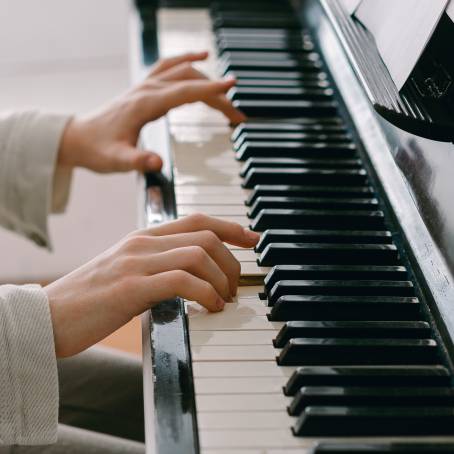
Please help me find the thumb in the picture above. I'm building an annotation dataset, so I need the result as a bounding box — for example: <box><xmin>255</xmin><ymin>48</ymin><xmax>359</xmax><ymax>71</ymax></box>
<box><xmin>117</xmin><ymin>146</ymin><xmax>163</xmax><ymax>173</ymax></box>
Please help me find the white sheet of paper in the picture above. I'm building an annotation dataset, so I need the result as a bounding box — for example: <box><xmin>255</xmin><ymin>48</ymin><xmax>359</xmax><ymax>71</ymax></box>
<box><xmin>446</xmin><ymin>0</ymin><xmax>454</xmax><ymax>21</ymax></box>
<box><xmin>340</xmin><ymin>0</ymin><xmax>363</xmax><ymax>15</ymax></box>
<box><xmin>355</xmin><ymin>0</ymin><xmax>448</xmax><ymax>89</ymax></box>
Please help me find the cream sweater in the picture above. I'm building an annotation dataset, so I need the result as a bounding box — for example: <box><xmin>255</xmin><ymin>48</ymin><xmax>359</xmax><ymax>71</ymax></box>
<box><xmin>0</xmin><ymin>111</ymin><xmax>72</xmax><ymax>445</ymax></box>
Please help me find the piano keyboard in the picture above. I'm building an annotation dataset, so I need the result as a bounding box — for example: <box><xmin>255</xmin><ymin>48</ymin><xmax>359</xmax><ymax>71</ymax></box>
<box><xmin>145</xmin><ymin>1</ymin><xmax>454</xmax><ymax>453</ymax></box>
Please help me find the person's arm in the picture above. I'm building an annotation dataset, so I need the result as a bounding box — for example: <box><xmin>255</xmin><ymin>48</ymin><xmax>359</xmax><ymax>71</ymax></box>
<box><xmin>0</xmin><ymin>284</ymin><xmax>58</xmax><ymax>445</ymax></box>
<box><xmin>0</xmin><ymin>111</ymin><xmax>73</xmax><ymax>248</ymax></box>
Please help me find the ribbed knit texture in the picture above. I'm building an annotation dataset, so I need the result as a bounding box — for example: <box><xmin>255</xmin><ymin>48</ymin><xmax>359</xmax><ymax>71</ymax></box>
<box><xmin>0</xmin><ymin>285</ymin><xmax>58</xmax><ymax>445</ymax></box>
<box><xmin>0</xmin><ymin>111</ymin><xmax>72</xmax><ymax>249</ymax></box>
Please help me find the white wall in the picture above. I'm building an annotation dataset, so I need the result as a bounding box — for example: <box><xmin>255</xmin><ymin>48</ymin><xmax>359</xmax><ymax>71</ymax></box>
<box><xmin>0</xmin><ymin>0</ymin><xmax>140</xmax><ymax>283</ymax></box>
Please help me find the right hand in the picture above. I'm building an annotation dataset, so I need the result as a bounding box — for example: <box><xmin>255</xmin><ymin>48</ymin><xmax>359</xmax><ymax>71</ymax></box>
<box><xmin>45</xmin><ymin>214</ymin><xmax>260</xmax><ymax>357</ymax></box>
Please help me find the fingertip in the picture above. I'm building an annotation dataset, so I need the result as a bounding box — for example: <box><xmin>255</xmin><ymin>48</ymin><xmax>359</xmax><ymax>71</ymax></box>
<box><xmin>192</xmin><ymin>50</ymin><xmax>209</xmax><ymax>61</ymax></box>
<box><xmin>229</xmin><ymin>109</ymin><xmax>247</xmax><ymax>125</ymax></box>
<box><xmin>214</xmin><ymin>296</ymin><xmax>226</xmax><ymax>312</ymax></box>
<box><xmin>147</xmin><ymin>153</ymin><xmax>163</xmax><ymax>171</ymax></box>
<box><xmin>243</xmin><ymin>228</ymin><xmax>260</xmax><ymax>245</ymax></box>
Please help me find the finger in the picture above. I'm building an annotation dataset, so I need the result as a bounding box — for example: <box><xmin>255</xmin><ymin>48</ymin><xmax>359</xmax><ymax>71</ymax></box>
<box><xmin>154</xmin><ymin>65</ymin><xmax>246</xmax><ymax>123</ymax></box>
<box><xmin>144</xmin><ymin>213</ymin><xmax>260</xmax><ymax>248</ymax></box>
<box><xmin>154</xmin><ymin>61</ymin><xmax>208</xmax><ymax>82</ymax></box>
<box><xmin>144</xmin><ymin>246</ymin><xmax>231</xmax><ymax>300</ymax></box>
<box><xmin>137</xmin><ymin>231</ymin><xmax>242</xmax><ymax>296</ymax></box>
<box><xmin>205</xmin><ymin>94</ymin><xmax>247</xmax><ymax>124</ymax></box>
<box><xmin>161</xmin><ymin>78</ymin><xmax>237</xmax><ymax>111</ymax></box>
<box><xmin>110</xmin><ymin>145</ymin><xmax>163</xmax><ymax>173</ymax></box>
<box><xmin>141</xmin><ymin>270</ymin><xmax>225</xmax><ymax>312</ymax></box>
<box><xmin>149</xmin><ymin>51</ymin><xmax>209</xmax><ymax>76</ymax></box>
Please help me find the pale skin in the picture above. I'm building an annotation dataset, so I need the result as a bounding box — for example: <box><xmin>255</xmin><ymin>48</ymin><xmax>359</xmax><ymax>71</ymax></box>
<box><xmin>45</xmin><ymin>52</ymin><xmax>257</xmax><ymax>358</ymax></box>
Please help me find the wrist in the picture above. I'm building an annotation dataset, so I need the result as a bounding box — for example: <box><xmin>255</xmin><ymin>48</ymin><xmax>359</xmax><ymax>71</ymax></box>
<box><xmin>58</xmin><ymin>116</ymin><xmax>89</xmax><ymax>168</ymax></box>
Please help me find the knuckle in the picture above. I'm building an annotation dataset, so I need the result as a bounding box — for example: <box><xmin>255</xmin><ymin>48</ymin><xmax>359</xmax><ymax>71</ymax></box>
<box><xmin>122</xmin><ymin>235</ymin><xmax>149</xmax><ymax>253</ymax></box>
<box><xmin>187</xmin><ymin>245</ymin><xmax>208</xmax><ymax>263</ymax></box>
<box><xmin>168</xmin><ymin>269</ymin><xmax>190</xmax><ymax>286</ymax></box>
<box><xmin>187</xmin><ymin>212</ymin><xmax>209</xmax><ymax>228</ymax></box>
<box><xmin>200</xmin><ymin>230</ymin><xmax>219</xmax><ymax>248</ymax></box>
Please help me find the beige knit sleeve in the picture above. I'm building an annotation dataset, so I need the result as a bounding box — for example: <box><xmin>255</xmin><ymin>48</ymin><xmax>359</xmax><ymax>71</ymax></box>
<box><xmin>0</xmin><ymin>284</ymin><xmax>58</xmax><ymax>445</ymax></box>
<box><xmin>0</xmin><ymin>111</ymin><xmax>73</xmax><ymax>249</ymax></box>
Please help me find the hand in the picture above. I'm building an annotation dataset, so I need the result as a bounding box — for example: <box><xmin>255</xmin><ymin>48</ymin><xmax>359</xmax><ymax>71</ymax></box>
<box><xmin>58</xmin><ymin>51</ymin><xmax>246</xmax><ymax>174</ymax></box>
<box><xmin>45</xmin><ymin>214</ymin><xmax>259</xmax><ymax>357</ymax></box>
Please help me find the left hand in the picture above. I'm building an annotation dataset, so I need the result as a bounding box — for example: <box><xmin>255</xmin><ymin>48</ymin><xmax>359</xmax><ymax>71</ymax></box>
<box><xmin>58</xmin><ymin>51</ymin><xmax>246</xmax><ymax>173</ymax></box>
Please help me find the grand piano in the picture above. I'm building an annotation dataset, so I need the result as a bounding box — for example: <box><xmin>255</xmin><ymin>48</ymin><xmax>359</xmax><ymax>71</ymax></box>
<box><xmin>129</xmin><ymin>1</ymin><xmax>454</xmax><ymax>452</ymax></box>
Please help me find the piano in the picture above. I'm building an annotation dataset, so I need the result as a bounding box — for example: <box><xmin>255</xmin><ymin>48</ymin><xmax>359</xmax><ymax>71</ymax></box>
<box><xmin>129</xmin><ymin>1</ymin><xmax>454</xmax><ymax>452</ymax></box>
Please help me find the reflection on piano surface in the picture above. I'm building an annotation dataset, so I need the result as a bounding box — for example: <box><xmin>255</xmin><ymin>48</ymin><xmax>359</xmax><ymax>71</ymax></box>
<box><xmin>131</xmin><ymin>0</ymin><xmax>454</xmax><ymax>452</ymax></box>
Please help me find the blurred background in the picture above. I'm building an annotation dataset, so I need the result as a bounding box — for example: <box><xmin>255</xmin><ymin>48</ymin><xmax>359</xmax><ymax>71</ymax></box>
<box><xmin>0</xmin><ymin>0</ymin><xmax>141</xmax><ymax>353</ymax></box>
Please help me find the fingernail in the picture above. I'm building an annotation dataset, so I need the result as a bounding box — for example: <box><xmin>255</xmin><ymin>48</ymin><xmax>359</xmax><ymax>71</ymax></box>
<box><xmin>216</xmin><ymin>297</ymin><xmax>225</xmax><ymax>311</ymax></box>
<box><xmin>244</xmin><ymin>228</ymin><xmax>260</xmax><ymax>242</ymax></box>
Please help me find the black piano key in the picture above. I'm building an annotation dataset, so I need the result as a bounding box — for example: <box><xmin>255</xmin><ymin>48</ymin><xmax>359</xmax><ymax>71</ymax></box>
<box><xmin>221</xmin><ymin>59</ymin><xmax>322</xmax><ymax>74</ymax></box>
<box><xmin>213</xmin><ymin>15</ymin><xmax>300</xmax><ymax>30</ymax></box>
<box><xmin>249</xmin><ymin>196</ymin><xmax>377</xmax><ymax>217</ymax></box>
<box><xmin>293</xmin><ymin>406</ymin><xmax>454</xmax><ymax>436</ymax></box>
<box><xmin>269</xmin><ymin>295</ymin><xmax>421</xmax><ymax>322</ymax></box>
<box><xmin>246</xmin><ymin>185</ymin><xmax>374</xmax><ymax>206</ymax></box>
<box><xmin>216</xmin><ymin>27</ymin><xmax>303</xmax><ymax>38</ymax></box>
<box><xmin>235</xmin><ymin>134</ymin><xmax>351</xmax><ymax>150</ymax></box>
<box><xmin>277</xmin><ymin>338</ymin><xmax>438</xmax><ymax>366</ymax></box>
<box><xmin>240</xmin><ymin>158</ymin><xmax>360</xmax><ymax>177</ymax></box>
<box><xmin>312</xmin><ymin>442</ymin><xmax>454</xmax><ymax>453</ymax></box>
<box><xmin>251</xmin><ymin>209</ymin><xmax>385</xmax><ymax>232</ymax></box>
<box><xmin>236</xmin><ymin>132</ymin><xmax>352</xmax><ymax>148</ymax></box>
<box><xmin>256</xmin><ymin>230</ymin><xmax>392</xmax><ymax>253</ymax></box>
<box><xmin>259</xmin><ymin>243</ymin><xmax>398</xmax><ymax>267</ymax></box>
<box><xmin>221</xmin><ymin>51</ymin><xmax>317</xmax><ymax>62</ymax></box>
<box><xmin>232</xmin><ymin>120</ymin><xmax>346</xmax><ymax>141</ymax></box>
<box><xmin>226</xmin><ymin>70</ymin><xmax>326</xmax><ymax>80</ymax></box>
<box><xmin>274</xmin><ymin>321</ymin><xmax>431</xmax><ymax>348</ymax></box>
<box><xmin>268</xmin><ymin>279</ymin><xmax>412</xmax><ymax>306</ymax></box>
<box><xmin>284</xmin><ymin>365</ymin><xmax>451</xmax><ymax>396</ymax></box>
<box><xmin>235</xmin><ymin>78</ymin><xmax>328</xmax><ymax>88</ymax></box>
<box><xmin>264</xmin><ymin>265</ymin><xmax>408</xmax><ymax>292</ymax></box>
<box><xmin>289</xmin><ymin>386</ymin><xmax>454</xmax><ymax>416</ymax></box>
<box><xmin>243</xmin><ymin>168</ymin><xmax>366</xmax><ymax>189</ymax></box>
<box><xmin>233</xmin><ymin>100</ymin><xmax>337</xmax><ymax>118</ymax></box>
<box><xmin>218</xmin><ymin>41</ymin><xmax>314</xmax><ymax>53</ymax></box>
<box><xmin>228</xmin><ymin>87</ymin><xmax>333</xmax><ymax>102</ymax></box>
<box><xmin>236</xmin><ymin>142</ymin><xmax>356</xmax><ymax>161</ymax></box>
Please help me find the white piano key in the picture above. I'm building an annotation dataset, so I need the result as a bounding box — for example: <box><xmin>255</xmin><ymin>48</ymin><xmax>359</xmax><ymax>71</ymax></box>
<box><xmin>187</xmin><ymin>300</ymin><xmax>269</xmax><ymax>319</ymax></box>
<box><xmin>192</xmin><ymin>361</ymin><xmax>294</xmax><ymax>379</ymax></box>
<box><xmin>241</xmin><ymin>261</ymin><xmax>270</xmax><ymax>277</ymax></box>
<box><xmin>235</xmin><ymin>286</ymin><xmax>264</xmax><ymax>298</ymax></box>
<box><xmin>194</xmin><ymin>376</ymin><xmax>286</xmax><ymax>394</ymax></box>
<box><xmin>175</xmin><ymin>172</ymin><xmax>243</xmax><ymax>186</ymax></box>
<box><xmin>202</xmin><ymin>451</ymin><xmax>264</xmax><ymax>454</ymax></box>
<box><xmin>197</xmin><ymin>411</ymin><xmax>292</xmax><ymax>429</ymax></box>
<box><xmin>199</xmin><ymin>429</ymin><xmax>313</xmax><ymax>450</ymax></box>
<box><xmin>233</xmin><ymin>249</ymin><xmax>259</xmax><ymax>262</ymax></box>
<box><xmin>175</xmin><ymin>185</ymin><xmax>248</xmax><ymax>196</ymax></box>
<box><xmin>178</xmin><ymin>214</ymin><xmax>250</xmax><ymax>227</ymax></box>
<box><xmin>176</xmin><ymin>194</ymin><xmax>247</xmax><ymax>204</ymax></box>
<box><xmin>190</xmin><ymin>315</ymin><xmax>282</xmax><ymax>332</ymax></box>
<box><xmin>196</xmin><ymin>393</ymin><xmax>290</xmax><ymax>412</ymax></box>
<box><xmin>190</xmin><ymin>330</ymin><xmax>275</xmax><ymax>346</ymax></box>
<box><xmin>178</xmin><ymin>205</ymin><xmax>248</xmax><ymax>216</ymax></box>
<box><xmin>191</xmin><ymin>345</ymin><xmax>278</xmax><ymax>362</ymax></box>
